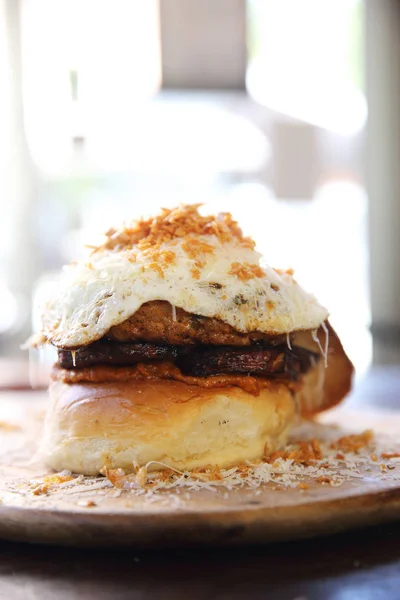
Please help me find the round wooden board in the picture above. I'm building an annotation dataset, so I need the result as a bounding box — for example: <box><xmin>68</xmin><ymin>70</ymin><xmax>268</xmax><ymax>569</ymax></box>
<box><xmin>0</xmin><ymin>391</ymin><xmax>399</xmax><ymax>548</ymax></box>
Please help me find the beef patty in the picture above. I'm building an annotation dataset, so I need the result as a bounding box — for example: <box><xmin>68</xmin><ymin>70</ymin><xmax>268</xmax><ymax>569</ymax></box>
<box><xmin>58</xmin><ymin>340</ymin><xmax>318</xmax><ymax>380</ymax></box>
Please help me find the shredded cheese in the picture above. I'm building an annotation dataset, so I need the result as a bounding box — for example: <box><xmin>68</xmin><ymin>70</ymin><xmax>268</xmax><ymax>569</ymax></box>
<box><xmin>312</xmin><ymin>326</ymin><xmax>328</xmax><ymax>367</ymax></box>
<box><xmin>286</xmin><ymin>332</ymin><xmax>292</xmax><ymax>350</ymax></box>
<box><xmin>97</xmin><ymin>427</ymin><xmax>400</xmax><ymax>495</ymax></box>
<box><xmin>321</xmin><ymin>320</ymin><xmax>329</xmax><ymax>366</ymax></box>
<box><xmin>24</xmin><ymin>425</ymin><xmax>400</xmax><ymax>509</ymax></box>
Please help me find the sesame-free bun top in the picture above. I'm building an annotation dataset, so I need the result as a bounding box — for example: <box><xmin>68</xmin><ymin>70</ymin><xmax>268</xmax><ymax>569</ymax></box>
<box><xmin>39</xmin><ymin>205</ymin><xmax>329</xmax><ymax>349</ymax></box>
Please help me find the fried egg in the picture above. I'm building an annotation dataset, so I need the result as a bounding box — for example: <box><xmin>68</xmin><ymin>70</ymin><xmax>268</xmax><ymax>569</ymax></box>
<box><xmin>39</xmin><ymin>204</ymin><xmax>328</xmax><ymax>348</ymax></box>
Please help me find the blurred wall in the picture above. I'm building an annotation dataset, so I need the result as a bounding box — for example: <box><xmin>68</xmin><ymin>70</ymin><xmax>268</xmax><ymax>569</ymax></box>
<box><xmin>0</xmin><ymin>0</ymin><xmax>38</xmax><ymax>353</ymax></box>
<box><xmin>366</xmin><ymin>0</ymin><xmax>400</xmax><ymax>364</ymax></box>
<box><xmin>160</xmin><ymin>0</ymin><xmax>246</xmax><ymax>90</ymax></box>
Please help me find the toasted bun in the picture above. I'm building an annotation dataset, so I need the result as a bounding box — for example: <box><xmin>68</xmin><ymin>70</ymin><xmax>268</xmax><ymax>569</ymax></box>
<box><xmin>42</xmin><ymin>380</ymin><xmax>296</xmax><ymax>475</ymax></box>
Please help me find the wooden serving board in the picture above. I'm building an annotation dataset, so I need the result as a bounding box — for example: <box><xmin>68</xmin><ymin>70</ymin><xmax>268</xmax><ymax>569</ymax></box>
<box><xmin>0</xmin><ymin>391</ymin><xmax>399</xmax><ymax>548</ymax></box>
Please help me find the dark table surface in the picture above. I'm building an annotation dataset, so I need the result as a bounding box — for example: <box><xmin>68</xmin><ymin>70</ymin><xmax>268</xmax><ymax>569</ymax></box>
<box><xmin>1</xmin><ymin>366</ymin><xmax>400</xmax><ymax>600</ymax></box>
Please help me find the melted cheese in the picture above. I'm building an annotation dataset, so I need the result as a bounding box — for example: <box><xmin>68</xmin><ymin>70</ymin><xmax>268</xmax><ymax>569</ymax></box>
<box><xmin>40</xmin><ymin>231</ymin><xmax>329</xmax><ymax>348</ymax></box>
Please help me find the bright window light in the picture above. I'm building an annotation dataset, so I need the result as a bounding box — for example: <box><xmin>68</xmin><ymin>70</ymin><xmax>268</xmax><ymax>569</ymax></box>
<box><xmin>247</xmin><ymin>0</ymin><xmax>367</xmax><ymax>136</ymax></box>
<box><xmin>21</xmin><ymin>0</ymin><xmax>161</xmax><ymax>172</ymax></box>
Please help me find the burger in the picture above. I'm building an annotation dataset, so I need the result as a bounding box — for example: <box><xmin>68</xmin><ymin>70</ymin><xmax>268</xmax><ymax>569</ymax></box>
<box><xmin>33</xmin><ymin>205</ymin><xmax>353</xmax><ymax>475</ymax></box>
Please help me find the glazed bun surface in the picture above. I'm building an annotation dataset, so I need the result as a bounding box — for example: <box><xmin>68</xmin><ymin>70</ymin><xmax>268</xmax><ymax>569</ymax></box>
<box><xmin>42</xmin><ymin>380</ymin><xmax>296</xmax><ymax>475</ymax></box>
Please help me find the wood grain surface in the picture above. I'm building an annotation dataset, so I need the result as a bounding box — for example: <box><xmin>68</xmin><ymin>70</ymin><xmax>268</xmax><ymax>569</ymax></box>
<box><xmin>1</xmin><ymin>520</ymin><xmax>399</xmax><ymax>600</ymax></box>
<box><xmin>0</xmin><ymin>383</ymin><xmax>399</xmax><ymax>548</ymax></box>
<box><xmin>0</xmin><ymin>367</ymin><xmax>399</xmax><ymax>599</ymax></box>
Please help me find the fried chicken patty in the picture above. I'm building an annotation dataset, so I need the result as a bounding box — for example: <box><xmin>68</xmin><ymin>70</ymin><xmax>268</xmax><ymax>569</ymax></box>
<box><xmin>107</xmin><ymin>301</ymin><xmax>285</xmax><ymax>346</ymax></box>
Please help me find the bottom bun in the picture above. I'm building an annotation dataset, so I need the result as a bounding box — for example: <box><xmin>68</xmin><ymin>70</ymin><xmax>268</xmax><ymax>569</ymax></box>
<box><xmin>42</xmin><ymin>380</ymin><xmax>296</xmax><ymax>475</ymax></box>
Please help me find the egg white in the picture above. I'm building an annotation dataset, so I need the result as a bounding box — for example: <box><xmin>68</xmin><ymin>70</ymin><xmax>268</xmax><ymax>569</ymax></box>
<box><xmin>41</xmin><ymin>235</ymin><xmax>329</xmax><ymax>348</ymax></box>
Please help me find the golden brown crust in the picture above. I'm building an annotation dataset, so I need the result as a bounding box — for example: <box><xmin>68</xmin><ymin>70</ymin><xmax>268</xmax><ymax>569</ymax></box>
<box><xmin>42</xmin><ymin>379</ymin><xmax>296</xmax><ymax>475</ymax></box>
<box><xmin>51</xmin><ymin>378</ymin><xmax>292</xmax><ymax>433</ymax></box>
<box><xmin>107</xmin><ymin>301</ymin><xmax>285</xmax><ymax>346</ymax></box>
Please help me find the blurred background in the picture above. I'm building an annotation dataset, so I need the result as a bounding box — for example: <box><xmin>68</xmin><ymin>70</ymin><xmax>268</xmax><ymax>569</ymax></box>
<box><xmin>0</xmin><ymin>0</ymin><xmax>396</xmax><ymax>387</ymax></box>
